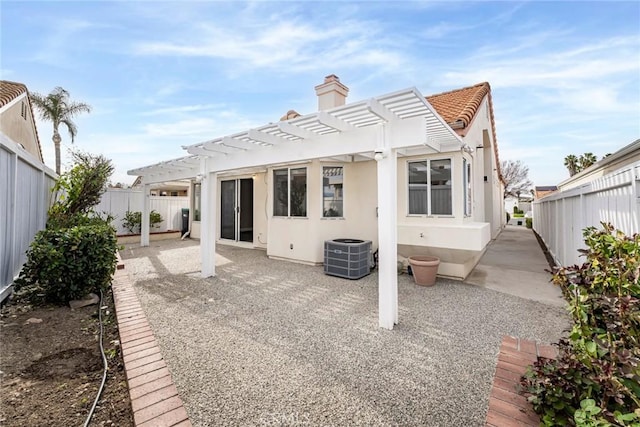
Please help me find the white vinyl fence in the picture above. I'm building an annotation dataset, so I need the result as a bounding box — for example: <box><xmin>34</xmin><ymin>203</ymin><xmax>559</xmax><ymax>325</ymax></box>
<box><xmin>96</xmin><ymin>188</ymin><xmax>189</xmax><ymax>235</ymax></box>
<box><xmin>533</xmin><ymin>162</ymin><xmax>639</xmax><ymax>267</ymax></box>
<box><xmin>0</xmin><ymin>136</ymin><xmax>57</xmax><ymax>300</ymax></box>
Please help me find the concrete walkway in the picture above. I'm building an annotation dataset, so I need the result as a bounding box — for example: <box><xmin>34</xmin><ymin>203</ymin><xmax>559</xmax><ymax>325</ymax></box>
<box><xmin>465</xmin><ymin>225</ymin><xmax>565</xmax><ymax>307</ymax></box>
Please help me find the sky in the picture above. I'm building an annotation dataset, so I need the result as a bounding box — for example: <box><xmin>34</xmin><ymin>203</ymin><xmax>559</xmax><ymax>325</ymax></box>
<box><xmin>2</xmin><ymin>1</ymin><xmax>639</xmax><ymax>186</ymax></box>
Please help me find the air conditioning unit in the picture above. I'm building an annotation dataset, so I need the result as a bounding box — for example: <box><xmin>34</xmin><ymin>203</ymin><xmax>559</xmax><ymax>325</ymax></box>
<box><xmin>324</xmin><ymin>239</ymin><xmax>372</xmax><ymax>279</ymax></box>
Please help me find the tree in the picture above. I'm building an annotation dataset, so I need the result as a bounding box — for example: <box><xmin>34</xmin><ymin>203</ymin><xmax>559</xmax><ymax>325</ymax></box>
<box><xmin>564</xmin><ymin>154</ymin><xmax>580</xmax><ymax>177</ymax></box>
<box><xmin>47</xmin><ymin>151</ymin><xmax>114</xmax><ymax>229</ymax></box>
<box><xmin>564</xmin><ymin>152</ymin><xmax>599</xmax><ymax>177</ymax></box>
<box><xmin>500</xmin><ymin>160</ymin><xmax>532</xmax><ymax>199</ymax></box>
<box><xmin>579</xmin><ymin>152</ymin><xmax>597</xmax><ymax>170</ymax></box>
<box><xmin>30</xmin><ymin>87</ymin><xmax>91</xmax><ymax>175</ymax></box>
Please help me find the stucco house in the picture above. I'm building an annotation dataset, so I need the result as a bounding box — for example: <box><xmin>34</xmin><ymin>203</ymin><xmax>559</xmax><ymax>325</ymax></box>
<box><xmin>0</xmin><ymin>80</ymin><xmax>43</xmax><ymax>162</ymax></box>
<box><xmin>129</xmin><ymin>75</ymin><xmax>505</xmax><ymax>329</ymax></box>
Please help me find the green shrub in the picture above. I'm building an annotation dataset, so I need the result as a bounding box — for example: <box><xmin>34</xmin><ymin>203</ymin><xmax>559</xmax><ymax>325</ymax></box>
<box><xmin>521</xmin><ymin>223</ymin><xmax>640</xmax><ymax>426</ymax></box>
<box><xmin>506</xmin><ymin>212</ymin><xmax>511</xmax><ymax>223</ymax></box>
<box><xmin>47</xmin><ymin>151</ymin><xmax>114</xmax><ymax>229</ymax></box>
<box><xmin>513</xmin><ymin>213</ymin><xmax>525</xmax><ymax>218</ymax></box>
<box><xmin>526</xmin><ymin>218</ymin><xmax>533</xmax><ymax>229</ymax></box>
<box><xmin>14</xmin><ymin>223</ymin><xmax>118</xmax><ymax>304</ymax></box>
<box><xmin>122</xmin><ymin>210</ymin><xmax>163</xmax><ymax>234</ymax></box>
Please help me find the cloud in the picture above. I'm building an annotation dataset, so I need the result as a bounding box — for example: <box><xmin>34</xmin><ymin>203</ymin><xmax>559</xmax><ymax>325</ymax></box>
<box><xmin>421</xmin><ymin>22</ymin><xmax>479</xmax><ymax>39</ymax></box>
<box><xmin>140</xmin><ymin>104</ymin><xmax>226</xmax><ymax>117</ymax></box>
<box><xmin>132</xmin><ymin>18</ymin><xmax>408</xmax><ymax>74</ymax></box>
<box><xmin>31</xmin><ymin>19</ymin><xmax>106</xmax><ymax>67</ymax></box>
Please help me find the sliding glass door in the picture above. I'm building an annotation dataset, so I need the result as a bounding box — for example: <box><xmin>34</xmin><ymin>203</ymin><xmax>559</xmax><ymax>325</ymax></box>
<box><xmin>220</xmin><ymin>178</ymin><xmax>253</xmax><ymax>242</ymax></box>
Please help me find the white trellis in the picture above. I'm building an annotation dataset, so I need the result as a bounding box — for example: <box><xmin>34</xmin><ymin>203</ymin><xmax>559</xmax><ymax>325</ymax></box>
<box><xmin>129</xmin><ymin>87</ymin><xmax>464</xmax><ymax>329</ymax></box>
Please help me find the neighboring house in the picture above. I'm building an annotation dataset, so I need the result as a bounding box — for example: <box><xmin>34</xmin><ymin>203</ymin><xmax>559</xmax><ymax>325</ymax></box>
<box><xmin>534</xmin><ymin>139</ymin><xmax>639</xmax><ymax>266</ymax></box>
<box><xmin>131</xmin><ymin>176</ymin><xmax>189</xmax><ymax>196</ymax></box>
<box><xmin>0</xmin><ymin>80</ymin><xmax>43</xmax><ymax>161</ymax></box>
<box><xmin>129</xmin><ymin>75</ymin><xmax>505</xmax><ymax>329</ymax></box>
<box><xmin>1</xmin><ymin>80</ymin><xmax>55</xmax><ymax>301</ymax></box>
<box><xmin>504</xmin><ymin>194</ymin><xmax>533</xmax><ymax>214</ymax></box>
<box><xmin>534</xmin><ymin>186</ymin><xmax>557</xmax><ymax>200</ymax></box>
<box><xmin>556</xmin><ymin>139</ymin><xmax>640</xmax><ymax>192</ymax></box>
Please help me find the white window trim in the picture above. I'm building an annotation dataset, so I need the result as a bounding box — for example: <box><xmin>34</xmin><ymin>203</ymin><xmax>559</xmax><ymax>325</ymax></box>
<box><xmin>320</xmin><ymin>164</ymin><xmax>345</xmax><ymax>220</ymax></box>
<box><xmin>273</xmin><ymin>166</ymin><xmax>308</xmax><ymax>218</ymax></box>
<box><xmin>406</xmin><ymin>156</ymin><xmax>454</xmax><ymax>217</ymax></box>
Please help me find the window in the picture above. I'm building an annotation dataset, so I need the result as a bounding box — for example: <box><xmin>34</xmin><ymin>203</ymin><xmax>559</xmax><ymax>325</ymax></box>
<box><xmin>273</xmin><ymin>167</ymin><xmax>307</xmax><ymax>217</ymax></box>
<box><xmin>193</xmin><ymin>183</ymin><xmax>201</xmax><ymax>221</ymax></box>
<box><xmin>408</xmin><ymin>159</ymin><xmax>452</xmax><ymax>215</ymax></box>
<box><xmin>463</xmin><ymin>159</ymin><xmax>472</xmax><ymax>216</ymax></box>
<box><xmin>322</xmin><ymin>166</ymin><xmax>343</xmax><ymax>217</ymax></box>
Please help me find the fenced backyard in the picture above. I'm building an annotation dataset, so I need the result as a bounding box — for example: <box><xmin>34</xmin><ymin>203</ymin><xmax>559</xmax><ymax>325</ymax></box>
<box><xmin>0</xmin><ymin>136</ymin><xmax>56</xmax><ymax>300</ymax></box>
<box><xmin>533</xmin><ymin>160</ymin><xmax>639</xmax><ymax>266</ymax></box>
<box><xmin>96</xmin><ymin>189</ymin><xmax>189</xmax><ymax>235</ymax></box>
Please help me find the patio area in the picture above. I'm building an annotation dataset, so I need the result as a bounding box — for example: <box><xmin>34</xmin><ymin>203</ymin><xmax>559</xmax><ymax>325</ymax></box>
<box><xmin>120</xmin><ymin>239</ymin><xmax>569</xmax><ymax>426</ymax></box>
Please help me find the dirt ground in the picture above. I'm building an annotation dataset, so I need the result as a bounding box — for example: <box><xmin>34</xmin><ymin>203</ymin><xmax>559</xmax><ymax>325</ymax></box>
<box><xmin>0</xmin><ymin>288</ymin><xmax>133</xmax><ymax>426</ymax></box>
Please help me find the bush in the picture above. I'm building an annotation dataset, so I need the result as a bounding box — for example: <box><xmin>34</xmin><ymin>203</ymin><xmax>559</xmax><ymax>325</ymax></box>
<box><xmin>506</xmin><ymin>212</ymin><xmax>511</xmax><ymax>223</ymax></box>
<box><xmin>47</xmin><ymin>151</ymin><xmax>114</xmax><ymax>229</ymax></box>
<box><xmin>521</xmin><ymin>223</ymin><xmax>640</xmax><ymax>426</ymax></box>
<box><xmin>526</xmin><ymin>217</ymin><xmax>533</xmax><ymax>229</ymax></box>
<box><xmin>14</xmin><ymin>151</ymin><xmax>119</xmax><ymax>305</ymax></box>
<box><xmin>513</xmin><ymin>213</ymin><xmax>525</xmax><ymax>218</ymax></box>
<box><xmin>14</xmin><ymin>223</ymin><xmax>118</xmax><ymax>304</ymax></box>
<box><xmin>122</xmin><ymin>210</ymin><xmax>163</xmax><ymax>234</ymax></box>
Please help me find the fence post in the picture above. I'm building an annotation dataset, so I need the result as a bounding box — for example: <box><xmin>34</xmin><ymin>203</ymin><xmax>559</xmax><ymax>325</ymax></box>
<box><xmin>141</xmin><ymin>184</ymin><xmax>150</xmax><ymax>246</ymax></box>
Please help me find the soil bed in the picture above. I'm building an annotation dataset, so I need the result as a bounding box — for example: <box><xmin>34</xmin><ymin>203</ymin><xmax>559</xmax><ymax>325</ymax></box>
<box><xmin>0</xmin><ymin>288</ymin><xmax>133</xmax><ymax>426</ymax></box>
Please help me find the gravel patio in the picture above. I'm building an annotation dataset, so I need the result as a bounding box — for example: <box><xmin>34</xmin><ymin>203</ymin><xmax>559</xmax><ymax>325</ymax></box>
<box><xmin>120</xmin><ymin>239</ymin><xmax>568</xmax><ymax>426</ymax></box>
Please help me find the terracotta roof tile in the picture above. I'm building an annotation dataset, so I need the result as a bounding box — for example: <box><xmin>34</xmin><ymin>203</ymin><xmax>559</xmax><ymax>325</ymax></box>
<box><xmin>0</xmin><ymin>80</ymin><xmax>28</xmax><ymax>108</ymax></box>
<box><xmin>279</xmin><ymin>109</ymin><xmax>301</xmax><ymax>121</ymax></box>
<box><xmin>427</xmin><ymin>82</ymin><xmax>490</xmax><ymax>127</ymax></box>
<box><xmin>0</xmin><ymin>80</ymin><xmax>44</xmax><ymax>162</ymax></box>
<box><xmin>427</xmin><ymin>82</ymin><xmax>503</xmax><ymax>182</ymax></box>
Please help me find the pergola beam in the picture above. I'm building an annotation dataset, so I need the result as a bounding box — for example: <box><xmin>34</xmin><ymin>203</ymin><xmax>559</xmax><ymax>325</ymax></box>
<box><xmin>248</xmin><ymin>129</ymin><xmax>285</xmax><ymax>146</ymax></box>
<box><xmin>203</xmin><ymin>141</ymin><xmax>240</xmax><ymax>154</ymax></box>
<box><xmin>222</xmin><ymin>136</ymin><xmax>259</xmax><ymax>151</ymax></box>
<box><xmin>367</xmin><ymin>98</ymin><xmax>397</xmax><ymax>123</ymax></box>
<box><xmin>317</xmin><ymin>111</ymin><xmax>355</xmax><ymax>132</ymax></box>
<box><xmin>277</xmin><ymin>121</ymin><xmax>315</xmax><ymax>140</ymax></box>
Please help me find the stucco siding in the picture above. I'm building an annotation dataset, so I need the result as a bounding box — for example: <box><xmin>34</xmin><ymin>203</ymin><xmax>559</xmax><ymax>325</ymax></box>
<box><xmin>0</xmin><ymin>96</ymin><xmax>42</xmax><ymax>162</ymax></box>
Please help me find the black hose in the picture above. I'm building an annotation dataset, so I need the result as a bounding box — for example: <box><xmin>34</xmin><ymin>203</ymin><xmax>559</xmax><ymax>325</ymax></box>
<box><xmin>83</xmin><ymin>289</ymin><xmax>108</xmax><ymax>427</ymax></box>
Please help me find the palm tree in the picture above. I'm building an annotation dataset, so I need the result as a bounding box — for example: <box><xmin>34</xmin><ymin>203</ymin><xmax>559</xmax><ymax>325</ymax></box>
<box><xmin>564</xmin><ymin>154</ymin><xmax>579</xmax><ymax>176</ymax></box>
<box><xmin>579</xmin><ymin>152</ymin><xmax>597</xmax><ymax>171</ymax></box>
<box><xmin>29</xmin><ymin>87</ymin><xmax>91</xmax><ymax>175</ymax></box>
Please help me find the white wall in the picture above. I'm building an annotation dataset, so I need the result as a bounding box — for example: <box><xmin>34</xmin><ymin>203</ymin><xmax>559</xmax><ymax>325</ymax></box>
<box><xmin>0</xmin><ymin>136</ymin><xmax>56</xmax><ymax>299</ymax></box>
<box><xmin>96</xmin><ymin>189</ymin><xmax>189</xmax><ymax>235</ymax></box>
<box><xmin>533</xmin><ymin>161</ymin><xmax>639</xmax><ymax>266</ymax></box>
<box><xmin>266</xmin><ymin>159</ymin><xmax>378</xmax><ymax>264</ymax></box>
<box><xmin>450</xmin><ymin>97</ymin><xmax>504</xmax><ymax>239</ymax></box>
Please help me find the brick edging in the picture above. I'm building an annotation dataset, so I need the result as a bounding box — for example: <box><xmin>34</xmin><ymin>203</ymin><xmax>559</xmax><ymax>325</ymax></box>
<box><xmin>112</xmin><ymin>258</ymin><xmax>192</xmax><ymax>427</ymax></box>
<box><xmin>485</xmin><ymin>336</ymin><xmax>558</xmax><ymax>427</ymax></box>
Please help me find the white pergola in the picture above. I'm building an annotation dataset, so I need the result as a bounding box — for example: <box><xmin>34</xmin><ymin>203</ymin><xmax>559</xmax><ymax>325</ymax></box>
<box><xmin>129</xmin><ymin>87</ymin><xmax>464</xmax><ymax>329</ymax></box>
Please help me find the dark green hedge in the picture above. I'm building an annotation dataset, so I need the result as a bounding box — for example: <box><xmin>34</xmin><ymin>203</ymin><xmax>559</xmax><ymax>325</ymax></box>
<box><xmin>14</xmin><ymin>223</ymin><xmax>118</xmax><ymax>304</ymax></box>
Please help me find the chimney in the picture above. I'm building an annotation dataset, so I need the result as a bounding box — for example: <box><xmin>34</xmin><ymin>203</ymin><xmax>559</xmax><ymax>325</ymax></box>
<box><xmin>314</xmin><ymin>74</ymin><xmax>349</xmax><ymax>110</ymax></box>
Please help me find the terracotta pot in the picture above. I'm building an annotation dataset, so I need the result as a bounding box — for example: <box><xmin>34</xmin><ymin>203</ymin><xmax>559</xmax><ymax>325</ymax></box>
<box><xmin>408</xmin><ymin>256</ymin><xmax>440</xmax><ymax>286</ymax></box>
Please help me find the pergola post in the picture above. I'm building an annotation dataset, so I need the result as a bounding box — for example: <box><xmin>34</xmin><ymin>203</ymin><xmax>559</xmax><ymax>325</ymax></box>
<box><xmin>200</xmin><ymin>166</ymin><xmax>217</xmax><ymax>278</ymax></box>
<box><xmin>376</xmin><ymin>124</ymin><xmax>398</xmax><ymax>329</ymax></box>
<box><xmin>141</xmin><ymin>184</ymin><xmax>150</xmax><ymax>247</ymax></box>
